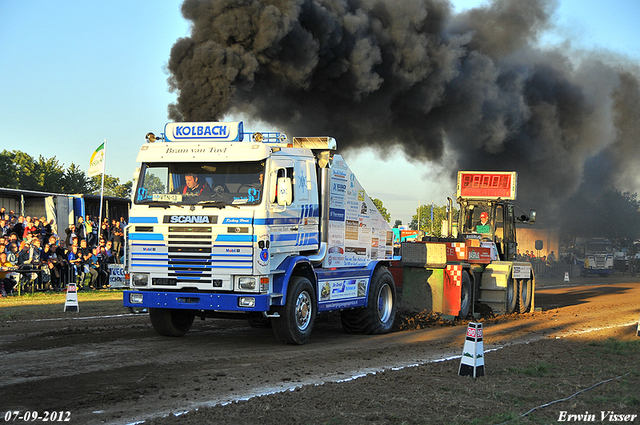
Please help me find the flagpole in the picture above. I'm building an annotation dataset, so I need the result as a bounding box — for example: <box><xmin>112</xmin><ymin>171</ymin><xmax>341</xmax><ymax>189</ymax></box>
<box><xmin>98</xmin><ymin>139</ymin><xmax>106</xmax><ymax>245</ymax></box>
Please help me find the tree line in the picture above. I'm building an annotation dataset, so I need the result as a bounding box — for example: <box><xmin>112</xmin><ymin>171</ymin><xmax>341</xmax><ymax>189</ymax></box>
<box><xmin>0</xmin><ymin>150</ymin><xmax>132</xmax><ymax>198</ymax></box>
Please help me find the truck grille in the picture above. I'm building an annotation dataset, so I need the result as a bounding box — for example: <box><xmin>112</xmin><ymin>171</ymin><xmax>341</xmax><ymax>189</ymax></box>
<box><xmin>129</xmin><ymin>224</ymin><xmax>253</xmax><ymax>287</ymax></box>
<box><xmin>592</xmin><ymin>255</ymin><xmax>607</xmax><ymax>268</ymax></box>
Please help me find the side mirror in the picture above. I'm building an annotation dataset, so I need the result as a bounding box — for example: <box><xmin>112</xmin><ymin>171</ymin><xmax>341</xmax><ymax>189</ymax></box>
<box><xmin>277</xmin><ymin>177</ymin><xmax>292</xmax><ymax>206</ymax></box>
<box><xmin>529</xmin><ymin>209</ymin><xmax>536</xmax><ymax>224</ymax></box>
<box><xmin>269</xmin><ymin>172</ymin><xmax>278</xmax><ymax>203</ymax></box>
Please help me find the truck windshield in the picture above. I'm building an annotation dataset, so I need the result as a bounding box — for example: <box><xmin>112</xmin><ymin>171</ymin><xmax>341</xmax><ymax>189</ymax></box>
<box><xmin>586</xmin><ymin>242</ymin><xmax>613</xmax><ymax>253</ymax></box>
<box><xmin>134</xmin><ymin>161</ymin><xmax>265</xmax><ymax>206</ymax></box>
<box><xmin>460</xmin><ymin>204</ymin><xmax>492</xmax><ymax>234</ymax></box>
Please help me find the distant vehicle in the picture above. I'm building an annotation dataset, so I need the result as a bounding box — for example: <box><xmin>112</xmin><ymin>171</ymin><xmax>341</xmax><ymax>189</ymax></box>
<box><xmin>573</xmin><ymin>237</ymin><xmax>614</xmax><ymax>277</ymax></box>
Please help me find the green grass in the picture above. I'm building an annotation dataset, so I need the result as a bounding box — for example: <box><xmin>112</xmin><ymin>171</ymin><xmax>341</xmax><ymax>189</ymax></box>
<box><xmin>1</xmin><ymin>289</ymin><xmax>124</xmax><ymax>307</ymax></box>
<box><xmin>506</xmin><ymin>362</ymin><xmax>556</xmax><ymax>377</ymax></box>
<box><xmin>597</xmin><ymin>338</ymin><xmax>640</xmax><ymax>355</ymax></box>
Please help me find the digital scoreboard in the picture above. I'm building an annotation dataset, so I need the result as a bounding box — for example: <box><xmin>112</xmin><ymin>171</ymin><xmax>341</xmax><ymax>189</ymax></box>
<box><xmin>456</xmin><ymin>171</ymin><xmax>517</xmax><ymax>200</ymax></box>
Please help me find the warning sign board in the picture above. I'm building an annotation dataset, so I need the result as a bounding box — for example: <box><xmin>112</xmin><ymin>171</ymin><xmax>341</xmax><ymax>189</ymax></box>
<box><xmin>64</xmin><ymin>283</ymin><xmax>79</xmax><ymax>312</ymax></box>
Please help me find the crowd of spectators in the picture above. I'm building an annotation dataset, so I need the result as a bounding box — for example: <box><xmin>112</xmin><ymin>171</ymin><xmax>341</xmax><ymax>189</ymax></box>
<box><xmin>516</xmin><ymin>249</ymin><xmax>560</xmax><ymax>277</ymax></box>
<box><xmin>0</xmin><ymin>206</ymin><xmax>127</xmax><ymax>297</ymax></box>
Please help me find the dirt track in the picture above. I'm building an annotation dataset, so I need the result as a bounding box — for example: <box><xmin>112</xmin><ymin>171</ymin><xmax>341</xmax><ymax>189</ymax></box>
<box><xmin>1</xmin><ymin>276</ymin><xmax>639</xmax><ymax>425</ymax></box>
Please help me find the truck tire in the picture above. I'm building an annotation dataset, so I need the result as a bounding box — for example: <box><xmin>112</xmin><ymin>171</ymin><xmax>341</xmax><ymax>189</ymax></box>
<box><xmin>272</xmin><ymin>276</ymin><xmax>316</xmax><ymax>345</ymax></box>
<box><xmin>505</xmin><ymin>277</ymin><xmax>517</xmax><ymax>314</ymax></box>
<box><xmin>340</xmin><ymin>267</ymin><xmax>396</xmax><ymax>335</ymax></box>
<box><xmin>517</xmin><ymin>277</ymin><xmax>533</xmax><ymax>313</ymax></box>
<box><xmin>458</xmin><ymin>270</ymin><xmax>472</xmax><ymax>319</ymax></box>
<box><xmin>149</xmin><ymin>308</ymin><xmax>195</xmax><ymax>337</ymax></box>
<box><xmin>247</xmin><ymin>317</ymin><xmax>272</xmax><ymax>328</ymax></box>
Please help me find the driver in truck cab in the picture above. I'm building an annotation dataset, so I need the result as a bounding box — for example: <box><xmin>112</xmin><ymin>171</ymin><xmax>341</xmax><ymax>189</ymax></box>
<box><xmin>176</xmin><ymin>173</ymin><xmax>212</xmax><ymax>198</ymax></box>
<box><xmin>476</xmin><ymin>211</ymin><xmax>490</xmax><ymax>234</ymax></box>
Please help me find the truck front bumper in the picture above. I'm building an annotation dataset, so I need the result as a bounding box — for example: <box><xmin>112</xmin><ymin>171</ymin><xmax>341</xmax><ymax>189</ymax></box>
<box><xmin>585</xmin><ymin>268</ymin><xmax>613</xmax><ymax>275</ymax></box>
<box><xmin>123</xmin><ymin>290</ymin><xmax>273</xmax><ymax>312</ymax></box>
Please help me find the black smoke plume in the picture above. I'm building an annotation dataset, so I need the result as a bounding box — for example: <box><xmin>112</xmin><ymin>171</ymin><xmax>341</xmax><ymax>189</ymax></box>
<box><xmin>167</xmin><ymin>0</ymin><xmax>640</xmax><ymax>228</ymax></box>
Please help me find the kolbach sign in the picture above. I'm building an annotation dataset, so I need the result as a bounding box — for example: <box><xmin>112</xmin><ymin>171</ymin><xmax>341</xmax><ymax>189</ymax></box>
<box><xmin>164</xmin><ymin>121</ymin><xmax>244</xmax><ymax>142</ymax></box>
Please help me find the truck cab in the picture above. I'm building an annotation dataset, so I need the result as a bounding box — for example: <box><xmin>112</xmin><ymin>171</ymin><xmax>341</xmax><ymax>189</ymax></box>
<box><xmin>458</xmin><ymin>200</ymin><xmax>527</xmax><ymax>261</ymax></box>
<box><xmin>573</xmin><ymin>237</ymin><xmax>614</xmax><ymax>277</ymax></box>
<box><xmin>124</xmin><ymin>122</ymin><xmax>397</xmax><ymax>344</ymax></box>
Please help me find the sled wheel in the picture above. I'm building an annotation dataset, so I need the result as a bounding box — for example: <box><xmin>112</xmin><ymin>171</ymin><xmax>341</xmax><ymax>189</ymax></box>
<box><xmin>458</xmin><ymin>270</ymin><xmax>472</xmax><ymax>319</ymax></box>
<box><xmin>517</xmin><ymin>277</ymin><xmax>533</xmax><ymax>313</ymax></box>
<box><xmin>505</xmin><ymin>277</ymin><xmax>518</xmax><ymax>314</ymax></box>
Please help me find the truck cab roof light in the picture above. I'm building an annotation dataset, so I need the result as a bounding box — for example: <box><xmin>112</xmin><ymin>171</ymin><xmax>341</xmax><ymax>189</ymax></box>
<box><xmin>145</xmin><ymin>132</ymin><xmax>164</xmax><ymax>143</ymax></box>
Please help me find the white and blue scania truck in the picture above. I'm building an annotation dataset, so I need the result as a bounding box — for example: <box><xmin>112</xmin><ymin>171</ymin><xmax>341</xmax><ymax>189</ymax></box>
<box><xmin>123</xmin><ymin>122</ymin><xmax>396</xmax><ymax>344</ymax></box>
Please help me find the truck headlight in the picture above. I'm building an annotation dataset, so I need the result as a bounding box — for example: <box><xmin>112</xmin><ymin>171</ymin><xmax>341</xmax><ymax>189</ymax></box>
<box><xmin>236</xmin><ymin>277</ymin><xmax>257</xmax><ymax>291</ymax></box>
<box><xmin>238</xmin><ymin>297</ymin><xmax>256</xmax><ymax>308</ymax></box>
<box><xmin>132</xmin><ymin>273</ymin><xmax>149</xmax><ymax>287</ymax></box>
<box><xmin>129</xmin><ymin>293</ymin><xmax>144</xmax><ymax>304</ymax></box>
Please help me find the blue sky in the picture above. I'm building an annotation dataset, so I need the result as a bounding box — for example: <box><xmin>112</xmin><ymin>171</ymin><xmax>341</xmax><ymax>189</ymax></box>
<box><xmin>1</xmin><ymin>0</ymin><xmax>639</xmax><ymax>225</ymax></box>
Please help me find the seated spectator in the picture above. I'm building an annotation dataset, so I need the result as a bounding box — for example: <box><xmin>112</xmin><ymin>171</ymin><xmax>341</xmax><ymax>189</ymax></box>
<box><xmin>12</xmin><ymin>216</ymin><xmax>25</xmax><ymax>241</ymax></box>
<box><xmin>22</xmin><ymin>216</ymin><xmax>36</xmax><ymax>240</ymax></box>
<box><xmin>104</xmin><ymin>240</ymin><xmax>114</xmax><ymax>263</ymax></box>
<box><xmin>33</xmin><ymin>218</ymin><xmax>46</xmax><ymax>241</ymax></box>
<box><xmin>0</xmin><ymin>251</ymin><xmax>15</xmax><ymax>296</ymax></box>
<box><xmin>18</xmin><ymin>241</ymin><xmax>31</xmax><ymax>267</ymax></box>
<box><xmin>7</xmin><ymin>232</ymin><xmax>18</xmax><ymax>247</ymax></box>
<box><xmin>0</xmin><ymin>218</ymin><xmax>8</xmax><ymax>237</ymax></box>
<box><xmin>7</xmin><ymin>243</ymin><xmax>18</xmax><ymax>265</ymax></box>
<box><xmin>79</xmin><ymin>238</ymin><xmax>92</xmax><ymax>263</ymax></box>
<box><xmin>547</xmin><ymin>251</ymin><xmax>556</xmax><ymax>263</ymax></box>
<box><xmin>44</xmin><ymin>219</ymin><xmax>53</xmax><ymax>241</ymax></box>
<box><xmin>41</xmin><ymin>243</ymin><xmax>61</xmax><ymax>290</ymax></box>
<box><xmin>17</xmin><ymin>241</ymin><xmax>34</xmax><ymax>290</ymax></box>
<box><xmin>31</xmin><ymin>237</ymin><xmax>43</xmax><ymax>265</ymax></box>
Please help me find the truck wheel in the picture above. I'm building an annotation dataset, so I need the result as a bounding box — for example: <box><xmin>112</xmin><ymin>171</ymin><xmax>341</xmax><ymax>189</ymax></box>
<box><xmin>341</xmin><ymin>267</ymin><xmax>396</xmax><ymax>335</ymax></box>
<box><xmin>149</xmin><ymin>308</ymin><xmax>195</xmax><ymax>337</ymax></box>
<box><xmin>458</xmin><ymin>270</ymin><xmax>472</xmax><ymax>319</ymax></box>
<box><xmin>505</xmin><ymin>277</ymin><xmax>517</xmax><ymax>314</ymax></box>
<box><xmin>517</xmin><ymin>277</ymin><xmax>533</xmax><ymax>313</ymax></box>
<box><xmin>272</xmin><ymin>276</ymin><xmax>316</xmax><ymax>345</ymax></box>
<box><xmin>247</xmin><ymin>317</ymin><xmax>272</xmax><ymax>328</ymax></box>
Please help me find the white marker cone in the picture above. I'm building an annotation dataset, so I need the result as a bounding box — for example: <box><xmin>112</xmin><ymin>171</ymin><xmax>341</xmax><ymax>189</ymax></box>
<box><xmin>459</xmin><ymin>322</ymin><xmax>484</xmax><ymax>378</ymax></box>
